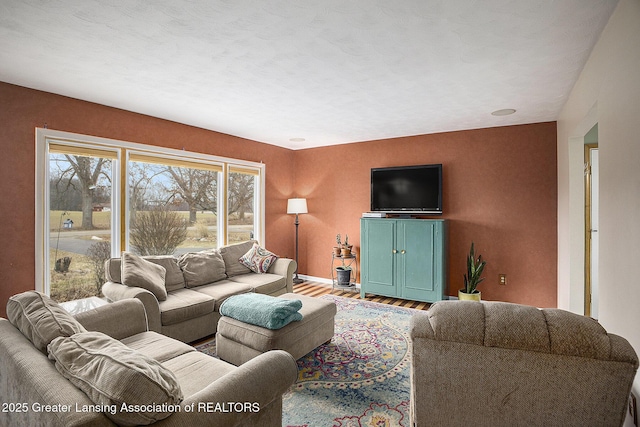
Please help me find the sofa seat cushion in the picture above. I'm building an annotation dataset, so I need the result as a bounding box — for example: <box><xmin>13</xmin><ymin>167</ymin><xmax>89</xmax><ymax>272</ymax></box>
<box><xmin>48</xmin><ymin>331</ymin><xmax>183</xmax><ymax>426</ymax></box>
<box><xmin>6</xmin><ymin>291</ymin><xmax>87</xmax><ymax>353</ymax></box>
<box><xmin>220</xmin><ymin>240</ymin><xmax>256</xmax><ymax>277</ymax></box>
<box><xmin>159</xmin><ymin>288</ymin><xmax>215</xmax><ymax>326</ymax></box>
<box><xmin>161</xmin><ymin>351</ymin><xmax>236</xmax><ymax>397</ymax></box>
<box><xmin>229</xmin><ymin>273</ymin><xmax>287</xmax><ymax>295</ymax></box>
<box><xmin>193</xmin><ymin>280</ymin><xmax>253</xmax><ymax>310</ymax></box>
<box><xmin>178</xmin><ymin>249</ymin><xmax>227</xmax><ymax>288</ymax></box>
<box><xmin>121</xmin><ymin>331</ymin><xmax>195</xmax><ymax>363</ymax></box>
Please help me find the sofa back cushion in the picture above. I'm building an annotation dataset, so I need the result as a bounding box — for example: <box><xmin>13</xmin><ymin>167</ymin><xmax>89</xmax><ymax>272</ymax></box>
<box><xmin>106</xmin><ymin>255</ymin><xmax>186</xmax><ymax>292</ymax></box>
<box><xmin>178</xmin><ymin>250</ymin><xmax>227</xmax><ymax>288</ymax></box>
<box><xmin>121</xmin><ymin>252</ymin><xmax>168</xmax><ymax>301</ymax></box>
<box><xmin>48</xmin><ymin>331</ymin><xmax>183</xmax><ymax>426</ymax></box>
<box><xmin>220</xmin><ymin>240</ymin><xmax>256</xmax><ymax>277</ymax></box>
<box><xmin>424</xmin><ymin>300</ymin><xmax>629</xmax><ymax>361</ymax></box>
<box><xmin>6</xmin><ymin>291</ymin><xmax>87</xmax><ymax>353</ymax></box>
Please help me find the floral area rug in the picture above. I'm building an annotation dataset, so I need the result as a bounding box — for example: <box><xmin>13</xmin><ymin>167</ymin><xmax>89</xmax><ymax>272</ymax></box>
<box><xmin>194</xmin><ymin>337</ymin><xmax>216</xmax><ymax>357</ymax></box>
<box><xmin>283</xmin><ymin>294</ymin><xmax>415</xmax><ymax>427</ymax></box>
<box><xmin>194</xmin><ymin>294</ymin><xmax>417</xmax><ymax>427</ymax></box>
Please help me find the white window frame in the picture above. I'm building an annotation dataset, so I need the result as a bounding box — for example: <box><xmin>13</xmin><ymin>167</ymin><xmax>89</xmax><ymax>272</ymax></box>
<box><xmin>227</xmin><ymin>165</ymin><xmax>263</xmax><ymax>245</ymax></box>
<box><xmin>35</xmin><ymin>128</ymin><xmax>265</xmax><ymax>294</ymax></box>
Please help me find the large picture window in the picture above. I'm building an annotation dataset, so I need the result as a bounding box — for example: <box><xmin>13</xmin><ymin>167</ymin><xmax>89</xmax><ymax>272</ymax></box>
<box><xmin>47</xmin><ymin>143</ymin><xmax>118</xmax><ymax>302</ymax></box>
<box><xmin>227</xmin><ymin>166</ymin><xmax>259</xmax><ymax>244</ymax></box>
<box><xmin>36</xmin><ymin>129</ymin><xmax>264</xmax><ymax>302</ymax></box>
<box><xmin>128</xmin><ymin>153</ymin><xmax>223</xmax><ymax>256</ymax></box>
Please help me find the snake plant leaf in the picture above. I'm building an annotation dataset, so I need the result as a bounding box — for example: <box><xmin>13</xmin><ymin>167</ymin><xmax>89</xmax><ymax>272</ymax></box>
<box><xmin>463</xmin><ymin>242</ymin><xmax>486</xmax><ymax>294</ymax></box>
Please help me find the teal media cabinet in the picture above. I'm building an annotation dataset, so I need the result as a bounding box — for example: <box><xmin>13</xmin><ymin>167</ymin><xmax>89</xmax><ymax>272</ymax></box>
<box><xmin>360</xmin><ymin>218</ymin><xmax>447</xmax><ymax>302</ymax></box>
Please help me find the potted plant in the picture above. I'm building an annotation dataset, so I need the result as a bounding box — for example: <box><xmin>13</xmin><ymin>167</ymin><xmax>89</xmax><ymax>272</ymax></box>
<box><xmin>341</xmin><ymin>234</ymin><xmax>352</xmax><ymax>257</ymax></box>
<box><xmin>458</xmin><ymin>242</ymin><xmax>486</xmax><ymax>301</ymax></box>
<box><xmin>333</xmin><ymin>234</ymin><xmax>342</xmax><ymax>256</ymax></box>
<box><xmin>335</xmin><ymin>265</ymin><xmax>352</xmax><ymax>286</ymax></box>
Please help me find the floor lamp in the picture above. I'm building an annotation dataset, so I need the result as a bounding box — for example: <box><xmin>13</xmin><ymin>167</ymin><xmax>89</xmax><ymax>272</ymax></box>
<box><xmin>287</xmin><ymin>198</ymin><xmax>308</xmax><ymax>284</ymax></box>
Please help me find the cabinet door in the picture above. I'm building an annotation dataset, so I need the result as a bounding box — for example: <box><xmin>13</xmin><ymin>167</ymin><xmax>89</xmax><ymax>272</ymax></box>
<box><xmin>397</xmin><ymin>220</ymin><xmax>443</xmax><ymax>301</ymax></box>
<box><xmin>361</xmin><ymin>219</ymin><xmax>397</xmax><ymax>297</ymax></box>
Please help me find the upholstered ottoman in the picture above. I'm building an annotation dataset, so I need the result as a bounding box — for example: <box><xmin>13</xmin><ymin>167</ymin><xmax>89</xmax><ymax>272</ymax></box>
<box><xmin>216</xmin><ymin>293</ymin><xmax>337</xmax><ymax>365</ymax></box>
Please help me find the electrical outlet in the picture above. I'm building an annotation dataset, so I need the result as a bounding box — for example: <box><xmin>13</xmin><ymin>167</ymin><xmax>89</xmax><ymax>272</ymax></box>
<box><xmin>499</xmin><ymin>274</ymin><xmax>507</xmax><ymax>285</ymax></box>
<box><xmin>630</xmin><ymin>393</ymin><xmax>638</xmax><ymax>427</ymax></box>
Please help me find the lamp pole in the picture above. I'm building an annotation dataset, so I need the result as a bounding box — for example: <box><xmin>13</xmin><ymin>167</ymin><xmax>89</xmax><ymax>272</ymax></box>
<box><xmin>287</xmin><ymin>198</ymin><xmax>308</xmax><ymax>285</ymax></box>
<box><xmin>293</xmin><ymin>212</ymin><xmax>302</xmax><ymax>284</ymax></box>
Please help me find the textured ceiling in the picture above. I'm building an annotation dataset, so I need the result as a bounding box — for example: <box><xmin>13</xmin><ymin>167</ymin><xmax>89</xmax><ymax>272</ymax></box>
<box><xmin>0</xmin><ymin>0</ymin><xmax>618</xmax><ymax>149</ymax></box>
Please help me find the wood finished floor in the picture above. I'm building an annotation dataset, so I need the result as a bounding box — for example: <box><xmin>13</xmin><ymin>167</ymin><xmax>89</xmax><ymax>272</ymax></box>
<box><xmin>293</xmin><ymin>281</ymin><xmax>431</xmax><ymax>311</ymax></box>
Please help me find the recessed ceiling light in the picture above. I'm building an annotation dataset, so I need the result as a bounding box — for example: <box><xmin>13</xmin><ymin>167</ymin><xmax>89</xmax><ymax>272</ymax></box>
<box><xmin>289</xmin><ymin>138</ymin><xmax>306</xmax><ymax>142</ymax></box>
<box><xmin>491</xmin><ymin>109</ymin><xmax>516</xmax><ymax>116</ymax></box>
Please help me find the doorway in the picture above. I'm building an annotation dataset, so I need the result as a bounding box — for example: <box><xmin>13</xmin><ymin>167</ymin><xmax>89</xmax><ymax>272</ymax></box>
<box><xmin>584</xmin><ymin>124</ymin><xmax>599</xmax><ymax>318</ymax></box>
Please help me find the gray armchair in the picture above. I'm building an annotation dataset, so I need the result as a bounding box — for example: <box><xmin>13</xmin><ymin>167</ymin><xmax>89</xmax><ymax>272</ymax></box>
<box><xmin>410</xmin><ymin>300</ymin><xmax>638</xmax><ymax>427</ymax></box>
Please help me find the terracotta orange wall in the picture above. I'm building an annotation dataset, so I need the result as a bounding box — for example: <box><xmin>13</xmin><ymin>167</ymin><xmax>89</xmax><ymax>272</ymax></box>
<box><xmin>0</xmin><ymin>81</ymin><xmax>558</xmax><ymax>316</ymax></box>
<box><xmin>293</xmin><ymin>122</ymin><xmax>558</xmax><ymax>307</ymax></box>
<box><xmin>0</xmin><ymin>82</ymin><xmax>295</xmax><ymax>318</ymax></box>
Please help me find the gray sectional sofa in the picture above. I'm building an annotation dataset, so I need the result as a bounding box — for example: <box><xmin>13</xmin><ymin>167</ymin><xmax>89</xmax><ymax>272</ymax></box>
<box><xmin>0</xmin><ymin>292</ymin><xmax>297</xmax><ymax>427</ymax></box>
<box><xmin>102</xmin><ymin>240</ymin><xmax>296</xmax><ymax>343</ymax></box>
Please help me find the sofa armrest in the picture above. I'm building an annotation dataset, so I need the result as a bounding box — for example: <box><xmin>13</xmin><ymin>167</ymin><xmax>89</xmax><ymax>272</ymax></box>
<box><xmin>74</xmin><ymin>299</ymin><xmax>149</xmax><ymax>340</ymax></box>
<box><xmin>268</xmin><ymin>258</ymin><xmax>296</xmax><ymax>293</ymax></box>
<box><xmin>0</xmin><ymin>319</ymin><xmax>114</xmax><ymax>427</ymax></box>
<box><xmin>158</xmin><ymin>350</ymin><xmax>297</xmax><ymax>427</ymax></box>
<box><xmin>409</xmin><ymin>311</ymin><xmax>435</xmax><ymax>340</ymax></box>
<box><xmin>102</xmin><ymin>281</ymin><xmax>162</xmax><ymax>332</ymax></box>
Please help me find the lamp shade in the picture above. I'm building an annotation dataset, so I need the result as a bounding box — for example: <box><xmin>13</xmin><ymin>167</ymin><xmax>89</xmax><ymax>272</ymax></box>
<box><xmin>287</xmin><ymin>198</ymin><xmax>308</xmax><ymax>214</ymax></box>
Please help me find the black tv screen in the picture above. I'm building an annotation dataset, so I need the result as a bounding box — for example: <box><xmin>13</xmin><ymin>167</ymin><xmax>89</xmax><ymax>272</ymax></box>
<box><xmin>371</xmin><ymin>164</ymin><xmax>443</xmax><ymax>214</ymax></box>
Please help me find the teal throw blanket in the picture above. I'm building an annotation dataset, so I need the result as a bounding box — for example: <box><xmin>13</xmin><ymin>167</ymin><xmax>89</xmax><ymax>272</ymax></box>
<box><xmin>220</xmin><ymin>293</ymin><xmax>303</xmax><ymax>330</ymax></box>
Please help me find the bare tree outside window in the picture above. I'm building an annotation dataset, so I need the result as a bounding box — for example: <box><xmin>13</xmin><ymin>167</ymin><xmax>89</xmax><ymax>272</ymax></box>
<box><xmin>50</xmin><ymin>154</ymin><xmax>111</xmax><ymax>230</ymax></box>
<box><xmin>128</xmin><ymin>161</ymin><xmax>218</xmax><ymax>254</ymax></box>
<box><xmin>48</xmin><ymin>152</ymin><xmax>113</xmax><ymax>302</ymax></box>
<box><xmin>86</xmin><ymin>240</ymin><xmax>112</xmax><ymax>294</ymax></box>
<box><xmin>228</xmin><ymin>172</ymin><xmax>254</xmax><ymax>220</ymax></box>
<box><xmin>228</xmin><ymin>172</ymin><xmax>256</xmax><ymax>243</ymax></box>
<box><xmin>166</xmin><ymin>166</ymin><xmax>218</xmax><ymax>224</ymax></box>
<box><xmin>128</xmin><ymin>162</ymin><xmax>167</xmax><ymax>224</ymax></box>
<box><xmin>129</xmin><ymin>207</ymin><xmax>188</xmax><ymax>256</ymax></box>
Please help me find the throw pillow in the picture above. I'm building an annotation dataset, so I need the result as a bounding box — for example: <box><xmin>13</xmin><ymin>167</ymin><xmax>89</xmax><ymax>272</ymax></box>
<box><xmin>121</xmin><ymin>252</ymin><xmax>167</xmax><ymax>301</ymax></box>
<box><xmin>48</xmin><ymin>331</ymin><xmax>183</xmax><ymax>426</ymax></box>
<box><xmin>177</xmin><ymin>250</ymin><xmax>227</xmax><ymax>288</ymax></box>
<box><xmin>239</xmin><ymin>243</ymin><xmax>279</xmax><ymax>273</ymax></box>
<box><xmin>106</xmin><ymin>256</ymin><xmax>185</xmax><ymax>291</ymax></box>
<box><xmin>6</xmin><ymin>291</ymin><xmax>87</xmax><ymax>353</ymax></box>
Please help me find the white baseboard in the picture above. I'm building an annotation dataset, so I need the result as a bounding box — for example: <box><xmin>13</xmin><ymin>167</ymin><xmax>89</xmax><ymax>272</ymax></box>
<box><xmin>298</xmin><ymin>275</ymin><xmax>361</xmax><ymax>289</ymax></box>
<box><xmin>298</xmin><ymin>274</ymin><xmax>331</xmax><ymax>285</ymax></box>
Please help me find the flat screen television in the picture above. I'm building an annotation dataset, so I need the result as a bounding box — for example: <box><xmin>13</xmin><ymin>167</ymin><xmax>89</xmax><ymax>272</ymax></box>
<box><xmin>370</xmin><ymin>164</ymin><xmax>443</xmax><ymax>214</ymax></box>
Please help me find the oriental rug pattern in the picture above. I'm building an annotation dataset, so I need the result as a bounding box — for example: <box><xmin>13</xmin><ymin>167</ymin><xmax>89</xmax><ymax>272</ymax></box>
<box><xmin>194</xmin><ymin>293</ymin><xmax>418</xmax><ymax>427</ymax></box>
<box><xmin>282</xmin><ymin>294</ymin><xmax>415</xmax><ymax>427</ymax></box>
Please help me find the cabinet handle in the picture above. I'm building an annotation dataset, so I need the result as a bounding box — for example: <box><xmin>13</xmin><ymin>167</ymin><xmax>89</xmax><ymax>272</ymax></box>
<box><xmin>392</xmin><ymin>249</ymin><xmax>397</xmax><ymax>254</ymax></box>
<box><xmin>401</xmin><ymin>250</ymin><xmax>406</xmax><ymax>254</ymax></box>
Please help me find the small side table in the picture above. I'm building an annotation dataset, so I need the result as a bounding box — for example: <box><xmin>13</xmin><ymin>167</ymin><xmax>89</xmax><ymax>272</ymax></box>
<box><xmin>59</xmin><ymin>296</ymin><xmax>108</xmax><ymax>315</ymax></box>
<box><xmin>331</xmin><ymin>253</ymin><xmax>358</xmax><ymax>292</ymax></box>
